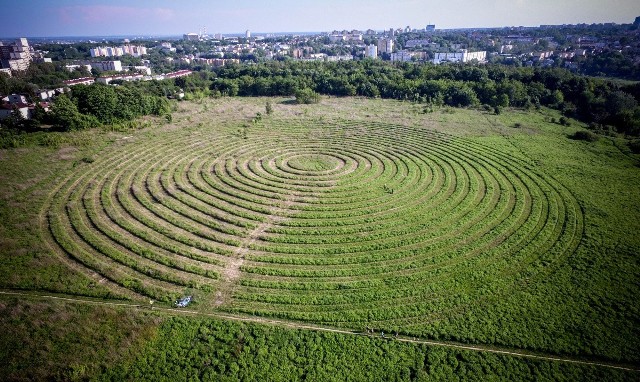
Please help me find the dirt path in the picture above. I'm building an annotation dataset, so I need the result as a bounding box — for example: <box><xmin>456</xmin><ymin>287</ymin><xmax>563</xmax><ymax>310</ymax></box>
<box><xmin>1</xmin><ymin>290</ymin><xmax>637</xmax><ymax>373</ymax></box>
<box><xmin>214</xmin><ymin>193</ymin><xmax>297</xmax><ymax>307</ymax></box>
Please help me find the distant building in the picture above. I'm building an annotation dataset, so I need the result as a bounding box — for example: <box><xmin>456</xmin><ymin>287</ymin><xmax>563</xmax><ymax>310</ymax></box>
<box><xmin>77</xmin><ymin>60</ymin><xmax>122</xmax><ymax>72</ymax></box>
<box><xmin>0</xmin><ymin>104</ymin><xmax>29</xmax><ymax>120</ymax></box>
<box><xmin>432</xmin><ymin>50</ymin><xmax>487</xmax><ymax>64</ymax></box>
<box><xmin>377</xmin><ymin>38</ymin><xmax>394</xmax><ymax>54</ymax></box>
<box><xmin>426</xmin><ymin>25</ymin><xmax>436</xmax><ymax>32</ymax></box>
<box><xmin>183</xmin><ymin>33</ymin><xmax>199</xmax><ymax>41</ymax></box>
<box><xmin>96</xmin><ymin>73</ymin><xmax>143</xmax><ymax>85</ymax></box>
<box><xmin>159</xmin><ymin>42</ymin><xmax>177</xmax><ymax>53</ymax></box>
<box><xmin>0</xmin><ymin>38</ymin><xmax>32</xmax><ymax>72</ymax></box>
<box><xmin>63</xmin><ymin>77</ymin><xmax>96</xmax><ymax>86</ymax></box>
<box><xmin>37</xmin><ymin>89</ymin><xmax>56</xmax><ymax>101</ymax></box>
<box><xmin>164</xmin><ymin>70</ymin><xmax>193</xmax><ymax>79</ymax></box>
<box><xmin>365</xmin><ymin>44</ymin><xmax>378</xmax><ymax>59</ymax></box>
<box><xmin>326</xmin><ymin>55</ymin><xmax>353</xmax><ymax>62</ymax></box>
<box><xmin>90</xmin><ymin>45</ymin><xmax>146</xmax><ymax>58</ymax></box>
<box><xmin>404</xmin><ymin>39</ymin><xmax>430</xmax><ymax>48</ymax></box>
<box><xmin>4</xmin><ymin>94</ymin><xmax>28</xmax><ymax>105</ymax></box>
<box><xmin>245</xmin><ymin>30</ymin><xmax>251</xmax><ymax>39</ymax></box>
<box><xmin>329</xmin><ymin>33</ymin><xmax>362</xmax><ymax>43</ymax></box>
<box><xmin>391</xmin><ymin>50</ymin><xmax>425</xmax><ymax>62</ymax></box>
<box><xmin>65</xmin><ymin>64</ymin><xmax>92</xmax><ymax>73</ymax></box>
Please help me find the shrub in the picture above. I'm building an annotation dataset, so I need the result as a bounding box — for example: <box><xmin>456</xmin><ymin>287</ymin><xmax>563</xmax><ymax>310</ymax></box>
<box><xmin>627</xmin><ymin>140</ymin><xmax>640</xmax><ymax>154</ymax></box>
<box><xmin>294</xmin><ymin>88</ymin><xmax>320</xmax><ymax>104</ymax></box>
<box><xmin>571</xmin><ymin>130</ymin><xmax>599</xmax><ymax>142</ymax></box>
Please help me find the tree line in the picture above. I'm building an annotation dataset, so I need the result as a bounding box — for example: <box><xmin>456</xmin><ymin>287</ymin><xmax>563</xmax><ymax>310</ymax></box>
<box><xmin>206</xmin><ymin>61</ymin><xmax>640</xmax><ymax>136</ymax></box>
<box><xmin>3</xmin><ymin>60</ymin><xmax>640</xmax><ymax>136</ymax></box>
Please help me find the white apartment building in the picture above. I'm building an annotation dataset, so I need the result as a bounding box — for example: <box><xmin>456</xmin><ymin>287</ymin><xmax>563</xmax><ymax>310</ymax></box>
<box><xmin>432</xmin><ymin>50</ymin><xmax>487</xmax><ymax>64</ymax></box>
<box><xmin>90</xmin><ymin>45</ymin><xmax>147</xmax><ymax>58</ymax></box>
<box><xmin>1</xmin><ymin>38</ymin><xmax>32</xmax><ymax>72</ymax></box>
<box><xmin>86</xmin><ymin>60</ymin><xmax>123</xmax><ymax>72</ymax></box>
<box><xmin>391</xmin><ymin>51</ymin><xmax>417</xmax><ymax>62</ymax></box>
<box><xmin>365</xmin><ymin>45</ymin><xmax>378</xmax><ymax>59</ymax></box>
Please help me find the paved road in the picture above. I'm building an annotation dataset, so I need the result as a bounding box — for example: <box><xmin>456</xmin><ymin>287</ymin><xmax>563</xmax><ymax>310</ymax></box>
<box><xmin>1</xmin><ymin>290</ymin><xmax>637</xmax><ymax>373</ymax></box>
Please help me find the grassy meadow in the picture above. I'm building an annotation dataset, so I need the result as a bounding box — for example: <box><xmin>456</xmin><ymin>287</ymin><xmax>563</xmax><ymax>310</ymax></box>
<box><xmin>0</xmin><ymin>97</ymin><xmax>638</xmax><ymax>380</ymax></box>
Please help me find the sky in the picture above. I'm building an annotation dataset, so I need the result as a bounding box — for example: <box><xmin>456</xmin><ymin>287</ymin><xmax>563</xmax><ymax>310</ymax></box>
<box><xmin>1</xmin><ymin>0</ymin><xmax>639</xmax><ymax>37</ymax></box>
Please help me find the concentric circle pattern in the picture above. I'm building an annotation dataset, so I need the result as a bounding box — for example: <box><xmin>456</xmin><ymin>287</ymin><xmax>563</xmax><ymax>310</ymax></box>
<box><xmin>44</xmin><ymin>119</ymin><xmax>583</xmax><ymax>328</ymax></box>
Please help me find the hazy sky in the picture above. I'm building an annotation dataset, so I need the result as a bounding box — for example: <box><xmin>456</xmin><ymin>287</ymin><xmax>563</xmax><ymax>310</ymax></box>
<box><xmin>1</xmin><ymin>0</ymin><xmax>639</xmax><ymax>37</ymax></box>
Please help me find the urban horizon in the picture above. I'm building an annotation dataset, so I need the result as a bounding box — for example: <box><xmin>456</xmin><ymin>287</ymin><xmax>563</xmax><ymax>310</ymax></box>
<box><xmin>1</xmin><ymin>0</ymin><xmax>639</xmax><ymax>38</ymax></box>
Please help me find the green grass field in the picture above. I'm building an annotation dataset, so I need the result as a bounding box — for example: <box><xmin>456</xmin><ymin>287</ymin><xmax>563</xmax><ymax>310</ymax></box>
<box><xmin>1</xmin><ymin>97</ymin><xmax>638</xmax><ymax>380</ymax></box>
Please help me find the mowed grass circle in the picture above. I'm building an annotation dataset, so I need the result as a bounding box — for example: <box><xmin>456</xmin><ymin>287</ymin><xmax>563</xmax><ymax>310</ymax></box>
<box><xmin>43</xmin><ymin>118</ymin><xmax>583</xmax><ymax>331</ymax></box>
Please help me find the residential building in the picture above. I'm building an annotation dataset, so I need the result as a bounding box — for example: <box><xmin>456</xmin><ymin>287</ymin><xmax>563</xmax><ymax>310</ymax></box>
<box><xmin>378</xmin><ymin>38</ymin><xmax>394</xmax><ymax>54</ymax></box>
<box><xmin>37</xmin><ymin>89</ymin><xmax>56</xmax><ymax>101</ymax></box>
<box><xmin>90</xmin><ymin>45</ymin><xmax>147</xmax><ymax>58</ymax></box>
<box><xmin>63</xmin><ymin>77</ymin><xmax>95</xmax><ymax>86</ymax></box>
<box><xmin>365</xmin><ymin>45</ymin><xmax>378</xmax><ymax>59</ymax></box>
<box><xmin>0</xmin><ymin>38</ymin><xmax>32</xmax><ymax>72</ymax></box>
<box><xmin>404</xmin><ymin>39</ymin><xmax>430</xmax><ymax>48</ymax></box>
<box><xmin>0</xmin><ymin>104</ymin><xmax>29</xmax><ymax>120</ymax></box>
<box><xmin>391</xmin><ymin>50</ymin><xmax>422</xmax><ymax>62</ymax></box>
<box><xmin>326</xmin><ymin>55</ymin><xmax>353</xmax><ymax>62</ymax></box>
<box><xmin>96</xmin><ymin>74</ymin><xmax>143</xmax><ymax>85</ymax></box>
<box><xmin>245</xmin><ymin>30</ymin><xmax>251</xmax><ymax>39</ymax></box>
<box><xmin>4</xmin><ymin>94</ymin><xmax>28</xmax><ymax>104</ymax></box>
<box><xmin>164</xmin><ymin>70</ymin><xmax>193</xmax><ymax>79</ymax></box>
<box><xmin>65</xmin><ymin>64</ymin><xmax>92</xmax><ymax>73</ymax></box>
<box><xmin>159</xmin><ymin>42</ymin><xmax>176</xmax><ymax>53</ymax></box>
<box><xmin>88</xmin><ymin>61</ymin><xmax>123</xmax><ymax>72</ymax></box>
<box><xmin>432</xmin><ymin>50</ymin><xmax>487</xmax><ymax>64</ymax></box>
<box><xmin>329</xmin><ymin>33</ymin><xmax>362</xmax><ymax>43</ymax></box>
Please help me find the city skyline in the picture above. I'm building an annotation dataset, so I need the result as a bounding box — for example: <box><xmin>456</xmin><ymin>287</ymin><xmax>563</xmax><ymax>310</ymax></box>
<box><xmin>1</xmin><ymin>0</ymin><xmax>640</xmax><ymax>38</ymax></box>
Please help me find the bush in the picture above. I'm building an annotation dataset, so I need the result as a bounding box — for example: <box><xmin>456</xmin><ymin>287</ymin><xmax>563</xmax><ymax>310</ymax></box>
<box><xmin>571</xmin><ymin>130</ymin><xmax>599</xmax><ymax>142</ymax></box>
<box><xmin>628</xmin><ymin>140</ymin><xmax>640</xmax><ymax>154</ymax></box>
<box><xmin>294</xmin><ymin>88</ymin><xmax>320</xmax><ymax>104</ymax></box>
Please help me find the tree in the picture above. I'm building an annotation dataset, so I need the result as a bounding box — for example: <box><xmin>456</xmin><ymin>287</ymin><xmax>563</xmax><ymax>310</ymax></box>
<box><xmin>50</xmin><ymin>94</ymin><xmax>98</xmax><ymax>131</ymax></box>
<box><xmin>71</xmin><ymin>84</ymin><xmax>119</xmax><ymax>124</ymax></box>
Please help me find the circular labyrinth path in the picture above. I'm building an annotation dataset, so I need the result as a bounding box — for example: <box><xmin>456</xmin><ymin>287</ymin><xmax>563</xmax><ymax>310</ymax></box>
<box><xmin>43</xmin><ymin>119</ymin><xmax>583</xmax><ymax>331</ymax></box>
